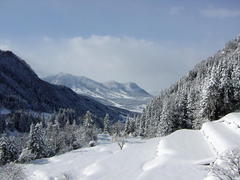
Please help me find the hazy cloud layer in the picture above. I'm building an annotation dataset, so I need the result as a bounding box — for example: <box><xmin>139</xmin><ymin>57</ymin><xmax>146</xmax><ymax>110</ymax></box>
<box><xmin>169</xmin><ymin>6</ymin><xmax>185</xmax><ymax>16</ymax></box>
<box><xmin>200</xmin><ymin>8</ymin><xmax>240</xmax><ymax>18</ymax></box>
<box><xmin>1</xmin><ymin>36</ymin><xmax>220</xmax><ymax>93</ymax></box>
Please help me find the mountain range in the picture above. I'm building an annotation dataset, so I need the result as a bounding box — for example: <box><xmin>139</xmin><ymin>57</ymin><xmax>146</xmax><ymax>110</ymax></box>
<box><xmin>0</xmin><ymin>50</ymin><xmax>135</xmax><ymax>125</ymax></box>
<box><xmin>44</xmin><ymin>73</ymin><xmax>152</xmax><ymax>112</ymax></box>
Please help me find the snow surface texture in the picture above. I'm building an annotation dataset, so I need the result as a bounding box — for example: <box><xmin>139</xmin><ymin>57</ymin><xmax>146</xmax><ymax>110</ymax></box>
<box><xmin>23</xmin><ymin>113</ymin><xmax>240</xmax><ymax>180</ymax></box>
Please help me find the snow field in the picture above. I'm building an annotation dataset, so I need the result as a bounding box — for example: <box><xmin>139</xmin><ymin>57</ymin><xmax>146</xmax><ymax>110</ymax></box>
<box><xmin>202</xmin><ymin>113</ymin><xmax>240</xmax><ymax>154</ymax></box>
<box><xmin>24</xmin><ymin>113</ymin><xmax>240</xmax><ymax>180</ymax></box>
<box><xmin>222</xmin><ymin>113</ymin><xmax>240</xmax><ymax>132</ymax></box>
<box><xmin>139</xmin><ymin>130</ymin><xmax>214</xmax><ymax>180</ymax></box>
<box><xmin>24</xmin><ymin>131</ymin><xmax>214</xmax><ymax>180</ymax></box>
<box><xmin>24</xmin><ymin>136</ymin><xmax>160</xmax><ymax>180</ymax></box>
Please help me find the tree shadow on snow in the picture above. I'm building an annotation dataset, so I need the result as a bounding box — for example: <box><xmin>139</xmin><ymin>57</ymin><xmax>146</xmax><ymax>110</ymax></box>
<box><xmin>30</xmin><ymin>158</ymin><xmax>50</xmax><ymax>165</ymax></box>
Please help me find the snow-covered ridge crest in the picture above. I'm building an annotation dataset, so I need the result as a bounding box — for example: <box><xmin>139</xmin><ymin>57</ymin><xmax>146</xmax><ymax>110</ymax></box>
<box><xmin>44</xmin><ymin>73</ymin><xmax>153</xmax><ymax>112</ymax></box>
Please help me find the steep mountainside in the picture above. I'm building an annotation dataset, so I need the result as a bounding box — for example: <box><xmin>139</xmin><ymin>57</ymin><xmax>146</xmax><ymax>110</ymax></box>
<box><xmin>44</xmin><ymin>73</ymin><xmax>152</xmax><ymax>112</ymax></box>
<box><xmin>0</xmin><ymin>50</ymin><xmax>133</xmax><ymax>123</ymax></box>
<box><xmin>135</xmin><ymin>36</ymin><xmax>240</xmax><ymax>137</ymax></box>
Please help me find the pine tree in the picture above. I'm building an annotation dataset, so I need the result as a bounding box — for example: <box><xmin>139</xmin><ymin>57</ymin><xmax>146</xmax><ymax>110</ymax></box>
<box><xmin>20</xmin><ymin>123</ymin><xmax>50</xmax><ymax>161</ymax></box>
<box><xmin>83</xmin><ymin>111</ymin><xmax>97</xmax><ymax>144</ymax></box>
<box><xmin>103</xmin><ymin>114</ymin><xmax>110</xmax><ymax>134</ymax></box>
<box><xmin>157</xmin><ymin>99</ymin><xmax>175</xmax><ymax>136</ymax></box>
<box><xmin>45</xmin><ymin>121</ymin><xmax>62</xmax><ymax>154</ymax></box>
<box><xmin>0</xmin><ymin>137</ymin><xmax>18</xmax><ymax>165</ymax></box>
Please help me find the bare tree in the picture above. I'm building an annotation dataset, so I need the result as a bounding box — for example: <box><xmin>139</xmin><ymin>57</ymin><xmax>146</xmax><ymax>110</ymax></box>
<box><xmin>63</xmin><ymin>172</ymin><xmax>73</xmax><ymax>180</ymax></box>
<box><xmin>208</xmin><ymin>148</ymin><xmax>240</xmax><ymax>180</ymax></box>
<box><xmin>112</xmin><ymin>135</ymin><xmax>126</xmax><ymax>150</ymax></box>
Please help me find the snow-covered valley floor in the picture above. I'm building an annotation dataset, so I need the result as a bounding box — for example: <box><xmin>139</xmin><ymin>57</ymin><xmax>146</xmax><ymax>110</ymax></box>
<box><xmin>23</xmin><ymin>113</ymin><xmax>240</xmax><ymax>180</ymax></box>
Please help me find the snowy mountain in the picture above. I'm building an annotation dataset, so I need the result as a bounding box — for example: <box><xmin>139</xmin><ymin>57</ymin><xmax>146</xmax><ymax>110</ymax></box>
<box><xmin>44</xmin><ymin>73</ymin><xmax>152</xmax><ymax>112</ymax></box>
<box><xmin>0</xmin><ymin>50</ymin><xmax>134</xmax><ymax>124</ymax></box>
<box><xmin>22</xmin><ymin>112</ymin><xmax>240</xmax><ymax>180</ymax></box>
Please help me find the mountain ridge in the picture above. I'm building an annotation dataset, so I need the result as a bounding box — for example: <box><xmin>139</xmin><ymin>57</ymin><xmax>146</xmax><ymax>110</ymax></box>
<box><xmin>44</xmin><ymin>73</ymin><xmax>152</xmax><ymax>112</ymax></box>
<box><xmin>0</xmin><ymin>50</ymin><xmax>134</xmax><ymax>125</ymax></box>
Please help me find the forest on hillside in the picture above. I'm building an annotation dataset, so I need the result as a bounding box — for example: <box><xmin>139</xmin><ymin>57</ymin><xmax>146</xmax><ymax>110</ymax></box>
<box><xmin>133</xmin><ymin>36</ymin><xmax>240</xmax><ymax>138</ymax></box>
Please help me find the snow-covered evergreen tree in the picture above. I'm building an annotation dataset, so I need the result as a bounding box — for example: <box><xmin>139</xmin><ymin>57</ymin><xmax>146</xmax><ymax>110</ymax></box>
<box><xmin>19</xmin><ymin>123</ymin><xmax>50</xmax><ymax>162</ymax></box>
<box><xmin>0</xmin><ymin>137</ymin><xmax>18</xmax><ymax>165</ymax></box>
<box><xmin>139</xmin><ymin>36</ymin><xmax>240</xmax><ymax>137</ymax></box>
<box><xmin>103</xmin><ymin>114</ymin><xmax>110</xmax><ymax>134</ymax></box>
<box><xmin>83</xmin><ymin>111</ymin><xmax>97</xmax><ymax>144</ymax></box>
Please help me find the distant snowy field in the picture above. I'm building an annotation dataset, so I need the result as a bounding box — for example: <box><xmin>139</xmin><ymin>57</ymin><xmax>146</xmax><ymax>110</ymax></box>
<box><xmin>23</xmin><ymin>113</ymin><xmax>240</xmax><ymax>180</ymax></box>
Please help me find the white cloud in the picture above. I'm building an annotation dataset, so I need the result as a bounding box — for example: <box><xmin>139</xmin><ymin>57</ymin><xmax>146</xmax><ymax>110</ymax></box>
<box><xmin>200</xmin><ymin>8</ymin><xmax>240</xmax><ymax>18</ymax></box>
<box><xmin>1</xmin><ymin>36</ymin><xmax>214</xmax><ymax>92</ymax></box>
<box><xmin>169</xmin><ymin>6</ymin><xmax>184</xmax><ymax>16</ymax></box>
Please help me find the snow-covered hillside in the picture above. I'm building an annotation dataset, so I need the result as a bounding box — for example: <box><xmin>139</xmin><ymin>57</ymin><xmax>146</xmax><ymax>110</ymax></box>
<box><xmin>44</xmin><ymin>73</ymin><xmax>153</xmax><ymax>112</ymax></box>
<box><xmin>23</xmin><ymin>112</ymin><xmax>240</xmax><ymax>180</ymax></box>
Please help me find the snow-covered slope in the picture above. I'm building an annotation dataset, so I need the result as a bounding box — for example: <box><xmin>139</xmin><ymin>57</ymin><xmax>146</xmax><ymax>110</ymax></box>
<box><xmin>23</xmin><ymin>112</ymin><xmax>240</xmax><ymax>180</ymax></box>
<box><xmin>202</xmin><ymin>113</ymin><xmax>240</xmax><ymax>154</ymax></box>
<box><xmin>44</xmin><ymin>73</ymin><xmax>153</xmax><ymax>112</ymax></box>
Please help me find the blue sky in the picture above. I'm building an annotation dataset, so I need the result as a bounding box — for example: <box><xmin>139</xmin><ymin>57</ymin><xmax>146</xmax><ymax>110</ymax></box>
<box><xmin>0</xmin><ymin>0</ymin><xmax>240</xmax><ymax>92</ymax></box>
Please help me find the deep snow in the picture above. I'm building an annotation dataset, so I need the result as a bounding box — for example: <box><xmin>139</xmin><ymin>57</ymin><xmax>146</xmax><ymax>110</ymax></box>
<box><xmin>23</xmin><ymin>112</ymin><xmax>240</xmax><ymax>180</ymax></box>
<box><xmin>23</xmin><ymin>132</ymin><xmax>213</xmax><ymax>180</ymax></box>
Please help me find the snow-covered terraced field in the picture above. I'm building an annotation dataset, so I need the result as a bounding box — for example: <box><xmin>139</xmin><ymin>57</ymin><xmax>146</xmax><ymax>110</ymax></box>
<box><xmin>23</xmin><ymin>113</ymin><xmax>240</xmax><ymax>180</ymax></box>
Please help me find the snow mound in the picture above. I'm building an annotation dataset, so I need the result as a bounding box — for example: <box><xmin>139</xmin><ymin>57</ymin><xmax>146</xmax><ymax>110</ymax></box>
<box><xmin>222</xmin><ymin>113</ymin><xmax>240</xmax><ymax>132</ymax></box>
<box><xmin>140</xmin><ymin>130</ymin><xmax>213</xmax><ymax>180</ymax></box>
<box><xmin>202</xmin><ymin>113</ymin><xmax>240</xmax><ymax>154</ymax></box>
<box><xmin>157</xmin><ymin>130</ymin><xmax>213</xmax><ymax>161</ymax></box>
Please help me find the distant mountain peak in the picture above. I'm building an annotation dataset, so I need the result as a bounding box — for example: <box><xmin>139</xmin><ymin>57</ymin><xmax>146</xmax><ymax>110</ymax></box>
<box><xmin>0</xmin><ymin>50</ymin><xmax>133</xmax><ymax>124</ymax></box>
<box><xmin>44</xmin><ymin>73</ymin><xmax>152</xmax><ymax>112</ymax></box>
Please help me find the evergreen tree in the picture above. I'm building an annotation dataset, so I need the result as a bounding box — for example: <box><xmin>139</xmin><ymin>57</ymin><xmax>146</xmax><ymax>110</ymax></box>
<box><xmin>83</xmin><ymin>111</ymin><xmax>97</xmax><ymax>143</ymax></box>
<box><xmin>103</xmin><ymin>114</ymin><xmax>110</xmax><ymax>134</ymax></box>
<box><xmin>20</xmin><ymin>123</ymin><xmax>50</xmax><ymax>161</ymax></box>
<box><xmin>139</xmin><ymin>36</ymin><xmax>240</xmax><ymax>137</ymax></box>
<box><xmin>0</xmin><ymin>137</ymin><xmax>18</xmax><ymax>165</ymax></box>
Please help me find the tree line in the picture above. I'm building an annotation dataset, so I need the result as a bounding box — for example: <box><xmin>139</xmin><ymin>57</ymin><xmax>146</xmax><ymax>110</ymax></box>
<box><xmin>0</xmin><ymin>108</ymin><xmax>128</xmax><ymax>165</ymax></box>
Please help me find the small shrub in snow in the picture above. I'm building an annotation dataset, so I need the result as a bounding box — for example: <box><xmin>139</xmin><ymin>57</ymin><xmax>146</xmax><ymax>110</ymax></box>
<box><xmin>63</xmin><ymin>172</ymin><xmax>73</xmax><ymax>180</ymax></box>
<box><xmin>208</xmin><ymin>147</ymin><xmax>240</xmax><ymax>180</ymax></box>
<box><xmin>113</xmin><ymin>135</ymin><xmax>126</xmax><ymax>150</ymax></box>
<box><xmin>117</xmin><ymin>138</ymin><xmax>125</xmax><ymax>150</ymax></box>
